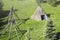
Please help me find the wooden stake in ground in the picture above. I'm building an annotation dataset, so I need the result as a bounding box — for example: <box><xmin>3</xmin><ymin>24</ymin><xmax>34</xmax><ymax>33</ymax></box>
<box><xmin>0</xmin><ymin>6</ymin><xmax>22</xmax><ymax>40</ymax></box>
<box><xmin>27</xmin><ymin>29</ymin><xmax>31</xmax><ymax>40</ymax></box>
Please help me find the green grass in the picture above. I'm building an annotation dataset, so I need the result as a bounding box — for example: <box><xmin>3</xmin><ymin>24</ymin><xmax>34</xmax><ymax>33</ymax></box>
<box><xmin>3</xmin><ymin>0</ymin><xmax>37</xmax><ymax>18</ymax></box>
<box><xmin>41</xmin><ymin>2</ymin><xmax>60</xmax><ymax>32</ymax></box>
<box><xmin>0</xmin><ymin>0</ymin><xmax>46</xmax><ymax>40</ymax></box>
<box><xmin>20</xmin><ymin>20</ymin><xmax>46</xmax><ymax>40</ymax></box>
<box><xmin>0</xmin><ymin>0</ymin><xmax>60</xmax><ymax>40</ymax></box>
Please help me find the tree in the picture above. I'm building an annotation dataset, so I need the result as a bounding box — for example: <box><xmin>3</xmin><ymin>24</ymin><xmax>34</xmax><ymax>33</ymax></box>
<box><xmin>46</xmin><ymin>20</ymin><xmax>56</xmax><ymax>40</ymax></box>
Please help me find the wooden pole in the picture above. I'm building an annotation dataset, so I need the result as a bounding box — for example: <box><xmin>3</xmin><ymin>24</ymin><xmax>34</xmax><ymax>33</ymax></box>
<box><xmin>27</xmin><ymin>29</ymin><xmax>31</xmax><ymax>40</ymax></box>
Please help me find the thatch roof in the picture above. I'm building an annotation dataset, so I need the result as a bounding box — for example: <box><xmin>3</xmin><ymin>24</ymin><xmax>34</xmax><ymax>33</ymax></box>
<box><xmin>31</xmin><ymin>6</ymin><xmax>47</xmax><ymax>21</ymax></box>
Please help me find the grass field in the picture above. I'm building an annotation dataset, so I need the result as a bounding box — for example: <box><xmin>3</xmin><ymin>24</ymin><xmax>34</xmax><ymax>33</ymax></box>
<box><xmin>3</xmin><ymin>0</ymin><xmax>37</xmax><ymax>18</ymax></box>
<box><xmin>0</xmin><ymin>0</ymin><xmax>46</xmax><ymax>40</ymax></box>
<box><xmin>41</xmin><ymin>2</ymin><xmax>60</xmax><ymax>32</ymax></box>
<box><xmin>0</xmin><ymin>0</ymin><xmax>60</xmax><ymax>40</ymax></box>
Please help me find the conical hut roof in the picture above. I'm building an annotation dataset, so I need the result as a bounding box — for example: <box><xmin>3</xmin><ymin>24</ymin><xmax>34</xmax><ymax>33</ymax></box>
<box><xmin>31</xmin><ymin>6</ymin><xmax>47</xmax><ymax>21</ymax></box>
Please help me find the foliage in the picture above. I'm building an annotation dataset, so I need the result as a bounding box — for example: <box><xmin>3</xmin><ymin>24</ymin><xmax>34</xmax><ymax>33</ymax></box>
<box><xmin>47</xmin><ymin>0</ymin><xmax>57</xmax><ymax>7</ymax></box>
<box><xmin>46</xmin><ymin>20</ymin><xmax>56</xmax><ymax>40</ymax></box>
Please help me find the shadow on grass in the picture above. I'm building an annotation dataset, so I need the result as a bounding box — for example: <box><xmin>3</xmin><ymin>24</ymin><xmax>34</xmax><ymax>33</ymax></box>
<box><xmin>0</xmin><ymin>10</ymin><xmax>10</xmax><ymax>27</ymax></box>
<box><xmin>9</xmin><ymin>18</ymin><xmax>30</xmax><ymax>40</ymax></box>
<box><xmin>51</xmin><ymin>1</ymin><xmax>60</xmax><ymax>7</ymax></box>
<box><xmin>0</xmin><ymin>10</ymin><xmax>9</xmax><ymax>18</ymax></box>
<box><xmin>55</xmin><ymin>1</ymin><xmax>60</xmax><ymax>7</ymax></box>
<box><xmin>0</xmin><ymin>1</ymin><xmax>10</xmax><ymax>29</ymax></box>
<box><xmin>36</xmin><ymin>0</ymin><xmax>41</xmax><ymax>6</ymax></box>
<box><xmin>36</xmin><ymin>0</ymin><xmax>47</xmax><ymax>5</ymax></box>
<box><xmin>0</xmin><ymin>9</ymin><xmax>18</xmax><ymax>29</ymax></box>
<box><xmin>54</xmin><ymin>32</ymin><xmax>60</xmax><ymax>40</ymax></box>
<box><xmin>10</xmin><ymin>30</ymin><xmax>27</xmax><ymax>39</ymax></box>
<box><xmin>17</xmin><ymin>18</ymin><xmax>30</xmax><ymax>27</ymax></box>
<box><xmin>0</xmin><ymin>30</ymin><xmax>27</xmax><ymax>39</ymax></box>
<box><xmin>0</xmin><ymin>20</ymin><xmax>8</xmax><ymax>30</ymax></box>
